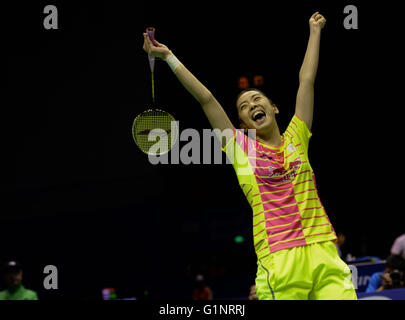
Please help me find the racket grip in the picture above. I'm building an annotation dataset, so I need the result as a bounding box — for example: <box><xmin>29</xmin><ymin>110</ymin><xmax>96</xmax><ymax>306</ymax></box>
<box><xmin>146</xmin><ymin>27</ymin><xmax>158</xmax><ymax>46</ymax></box>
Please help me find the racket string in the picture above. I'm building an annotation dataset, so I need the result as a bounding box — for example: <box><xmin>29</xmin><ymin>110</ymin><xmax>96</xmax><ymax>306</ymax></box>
<box><xmin>132</xmin><ymin>110</ymin><xmax>177</xmax><ymax>155</ymax></box>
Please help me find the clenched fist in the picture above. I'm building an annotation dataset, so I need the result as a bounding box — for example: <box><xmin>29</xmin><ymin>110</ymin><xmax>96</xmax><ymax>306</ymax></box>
<box><xmin>309</xmin><ymin>12</ymin><xmax>326</xmax><ymax>32</ymax></box>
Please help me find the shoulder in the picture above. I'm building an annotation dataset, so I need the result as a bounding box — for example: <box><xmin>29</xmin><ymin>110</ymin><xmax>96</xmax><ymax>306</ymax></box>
<box><xmin>285</xmin><ymin>114</ymin><xmax>312</xmax><ymax>138</ymax></box>
<box><xmin>0</xmin><ymin>289</ymin><xmax>8</xmax><ymax>299</ymax></box>
<box><xmin>24</xmin><ymin>289</ymin><xmax>39</xmax><ymax>299</ymax></box>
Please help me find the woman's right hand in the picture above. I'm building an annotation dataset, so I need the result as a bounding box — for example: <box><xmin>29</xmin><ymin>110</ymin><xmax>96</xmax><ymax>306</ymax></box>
<box><xmin>143</xmin><ymin>33</ymin><xmax>172</xmax><ymax>60</ymax></box>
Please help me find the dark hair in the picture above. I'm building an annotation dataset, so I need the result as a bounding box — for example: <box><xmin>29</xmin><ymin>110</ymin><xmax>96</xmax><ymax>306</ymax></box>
<box><xmin>235</xmin><ymin>88</ymin><xmax>274</xmax><ymax>108</ymax></box>
<box><xmin>1</xmin><ymin>260</ymin><xmax>23</xmax><ymax>274</ymax></box>
<box><xmin>386</xmin><ymin>255</ymin><xmax>405</xmax><ymax>271</ymax></box>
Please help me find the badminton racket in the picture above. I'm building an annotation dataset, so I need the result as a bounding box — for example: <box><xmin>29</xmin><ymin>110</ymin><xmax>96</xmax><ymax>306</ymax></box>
<box><xmin>132</xmin><ymin>27</ymin><xmax>178</xmax><ymax>156</ymax></box>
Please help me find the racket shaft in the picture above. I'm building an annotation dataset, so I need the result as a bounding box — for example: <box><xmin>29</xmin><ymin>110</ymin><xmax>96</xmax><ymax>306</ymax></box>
<box><xmin>151</xmin><ymin>72</ymin><xmax>155</xmax><ymax>102</ymax></box>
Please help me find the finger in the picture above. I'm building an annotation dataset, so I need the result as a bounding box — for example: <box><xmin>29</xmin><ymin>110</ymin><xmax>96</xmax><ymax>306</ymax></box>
<box><xmin>315</xmin><ymin>14</ymin><xmax>323</xmax><ymax>20</ymax></box>
<box><xmin>143</xmin><ymin>37</ymin><xmax>152</xmax><ymax>52</ymax></box>
<box><xmin>149</xmin><ymin>39</ymin><xmax>159</xmax><ymax>47</ymax></box>
<box><xmin>143</xmin><ymin>35</ymin><xmax>150</xmax><ymax>48</ymax></box>
<box><xmin>143</xmin><ymin>33</ymin><xmax>153</xmax><ymax>45</ymax></box>
<box><xmin>311</xmin><ymin>11</ymin><xmax>319</xmax><ymax>19</ymax></box>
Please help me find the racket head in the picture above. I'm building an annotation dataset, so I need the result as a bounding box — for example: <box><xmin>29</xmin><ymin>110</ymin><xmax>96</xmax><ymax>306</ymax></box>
<box><xmin>132</xmin><ymin>109</ymin><xmax>178</xmax><ymax>156</ymax></box>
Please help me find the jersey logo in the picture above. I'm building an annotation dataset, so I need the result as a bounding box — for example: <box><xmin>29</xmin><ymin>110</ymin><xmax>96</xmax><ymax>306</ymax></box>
<box><xmin>287</xmin><ymin>143</ymin><xmax>296</xmax><ymax>153</ymax></box>
<box><xmin>268</xmin><ymin>158</ymin><xmax>302</xmax><ymax>181</ymax></box>
<box><xmin>268</xmin><ymin>166</ymin><xmax>287</xmax><ymax>178</ymax></box>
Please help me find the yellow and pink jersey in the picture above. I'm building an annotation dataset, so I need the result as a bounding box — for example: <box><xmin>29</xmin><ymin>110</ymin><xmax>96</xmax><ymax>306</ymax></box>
<box><xmin>223</xmin><ymin>114</ymin><xmax>336</xmax><ymax>260</ymax></box>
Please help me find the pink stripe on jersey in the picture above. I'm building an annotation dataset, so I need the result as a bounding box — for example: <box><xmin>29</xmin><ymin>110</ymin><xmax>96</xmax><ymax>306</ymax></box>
<box><xmin>253</xmin><ymin>211</ymin><xmax>264</xmax><ymax>218</ymax></box>
<box><xmin>263</xmin><ymin>204</ymin><xmax>300</xmax><ymax>219</ymax></box>
<box><xmin>260</xmin><ymin>195</ymin><xmax>295</xmax><ymax>210</ymax></box>
<box><xmin>226</xmin><ymin>115</ymin><xmax>336</xmax><ymax>259</ymax></box>
<box><xmin>305</xmin><ymin>231</ymin><xmax>334</xmax><ymax>238</ymax></box>
<box><xmin>260</xmin><ymin>187</ymin><xmax>294</xmax><ymax>201</ymax></box>
<box><xmin>245</xmin><ymin>186</ymin><xmax>252</xmax><ymax>197</ymax></box>
<box><xmin>294</xmin><ymin>188</ymin><xmax>316</xmax><ymax>196</ymax></box>
<box><xmin>253</xmin><ymin>147</ymin><xmax>277</xmax><ymax>157</ymax></box>
<box><xmin>294</xmin><ymin>179</ymin><xmax>313</xmax><ymax>186</ymax></box>
<box><xmin>297</xmin><ymin>169</ymin><xmax>312</xmax><ymax>176</ymax></box>
<box><xmin>259</xmin><ymin>188</ymin><xmax>294</xmax><ymax>199</ymax></box>
<box><xmin>269</xmin><ymin>238</ymin><xmax>307</xmax><ymax>252</ymax></box>
<box><xmin>258</xmin><ymin>183</ymin><xmax>290</xmax><ymax>194</ymax></box>
<box><xmin>254</xmin><ymin>229</ymin><xmax>266</xmax><ymax>238</ymax></box>
<box><xmin>266</xmin><ymin>213</ymin><xmax>301</xmax><ymax>227</ymax></box>
<box><xmin>304</xmin><ymin>206</ymin><xmax>323</xmax><ymax>211</ymax></box>
<box><xmin>297</xmin><ymin>198</ymin><xmax>318</xmax><ymax>205</ymax></box>
<box><xmin>302</xmin><ymin>223</ymin><xmax>330</xmax><ymax>230</ymax></box>
<box><xmin>254</xmin><ymin>238</ymin><xmax>265</xmax><ymax>247</ymax></box>
<box><xmin>301</xmin><ymin>214</ymin><xmax>326</xmax><ymax>220</ymax></box>
<box><xmin>291</xmin><ymin>119</ymin><xmax>300</xmax><ymax>132</ymax></box>
<box><xmin>268</xmin><ymin>229</ymin><xmax>306</xmax><ymax>243</ymax></box>
<box><xmin>253</xmin><ymin>220</ymin><xmax>265</xmax><ymax>228</ymax></box>
<box><xmin>257</xmin><ymin>245</ymin><xmax>270</xmax><ymax>254</ymax></box>
<box><xmin>266</xmin><ymin>218</ymin><xmax>302</xmax><ymax>235</ymax></box>
<box><xmin>253</xmin><ymin>196</ymin><xmax>295</xmax><ymax>209</ymax></box>
<box><xmin>254</xmin><ymin>158</ymin><xmax>279</xmax><ymax>168</ymax></box>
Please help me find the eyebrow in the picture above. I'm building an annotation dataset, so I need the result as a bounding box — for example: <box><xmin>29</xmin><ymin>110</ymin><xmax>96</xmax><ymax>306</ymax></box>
<box><xmin>239</xmin><ymin>94</ymin><xmax>260</xmax><ymax>108</ymax></box>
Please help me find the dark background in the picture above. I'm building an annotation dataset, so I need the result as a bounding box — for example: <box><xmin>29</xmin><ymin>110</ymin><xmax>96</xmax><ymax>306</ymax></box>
<box><xmin>3</xmin><ymin>0</ymin><xmax>404</xmax><ymax>299</ymax></box>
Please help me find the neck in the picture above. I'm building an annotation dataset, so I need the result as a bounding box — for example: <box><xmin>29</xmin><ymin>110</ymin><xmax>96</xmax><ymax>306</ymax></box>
<box><xmin>257</xmin><ymin>122</ymin><xmax>282</xmax><ymax>147</ymax></box>
<box><xmin>8</xmin><ymin>284</ymin><xmax>22</xmax><ymax>293</ymax></box>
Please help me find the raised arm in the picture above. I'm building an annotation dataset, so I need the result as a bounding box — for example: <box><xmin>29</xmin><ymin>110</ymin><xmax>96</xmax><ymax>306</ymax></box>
<box><xmin>295</xmin><ymin>12</ymin><xmax>326</xmax><ymax>131</ymax></box>
<box><xmin>142</xmin><ymin>33</ymin><xmax>235</xmax><ymax>145</ymax></box>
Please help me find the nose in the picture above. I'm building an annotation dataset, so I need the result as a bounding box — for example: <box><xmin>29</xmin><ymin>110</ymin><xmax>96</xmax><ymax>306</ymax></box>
<box><xmin>249</xmin><ymin>103</ymin><xmax>259</xmax><ymax>111</ymax></box>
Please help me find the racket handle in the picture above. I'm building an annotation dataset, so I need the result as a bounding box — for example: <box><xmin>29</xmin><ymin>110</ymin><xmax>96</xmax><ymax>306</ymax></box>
<box><xmin>146</xmin><ymin>27</ymin><xmax>158</xmax><ymax>46</ymax></box>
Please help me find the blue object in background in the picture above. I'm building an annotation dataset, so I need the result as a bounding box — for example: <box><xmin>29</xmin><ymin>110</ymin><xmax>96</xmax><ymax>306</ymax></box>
<box><xmin>349</xmin><ymin>256</ymin><xmax>381</xmax><ymax>263</ymax></box>
<box><xmin>357</xmin><ymin>288</ymin><xmax>405</xmax><ymax>300</ymax></box>
<box><xmin>348</xmin><ymin>261</ymin><xmax>386</xmax><ymax>292</ymax></box>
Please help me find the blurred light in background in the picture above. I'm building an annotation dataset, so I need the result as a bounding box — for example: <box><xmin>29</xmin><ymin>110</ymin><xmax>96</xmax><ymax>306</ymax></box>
<box><xmin>253</xmin><ymin>75</ymin><xmax>264</xmax><ymax>87</ymax></box>
<box><xmin>237</xmin><ymin>75</ymin><xmax>264</xmax><ymax>89</ymax></box>
<box><xmin>237</xmin><ymin>76</ymin><xmax>249</xmax><ymax>89</ymax></box>
<box><xmin>102</xmin><ymin>287</ymin><xmax>117</xmax><ymax>300</ymax></box>
<box><xmin>234</xmin><ymin>235</ymin><xmax>245</xmax><ymax>243</ymax></box>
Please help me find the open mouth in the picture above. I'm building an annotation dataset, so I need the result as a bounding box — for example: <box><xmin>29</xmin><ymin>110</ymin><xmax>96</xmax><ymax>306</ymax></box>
<box><xmin>252</xmin><ymin>110</ymin><xmax>266</xmax><ymax>124</ymax></box>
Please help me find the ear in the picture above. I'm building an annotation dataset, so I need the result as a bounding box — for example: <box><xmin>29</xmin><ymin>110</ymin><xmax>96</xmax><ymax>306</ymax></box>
<box><xmin>272</xmin><ymin>104</ymin><xmax>279</xmax><ymax>114</ymax></box>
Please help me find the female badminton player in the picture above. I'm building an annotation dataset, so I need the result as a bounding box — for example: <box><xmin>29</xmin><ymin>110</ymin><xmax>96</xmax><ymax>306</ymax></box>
<box><xmin>142</xmin><ymin>12</ymin><xmax>357</xmax><ymax>300</ymax></box>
